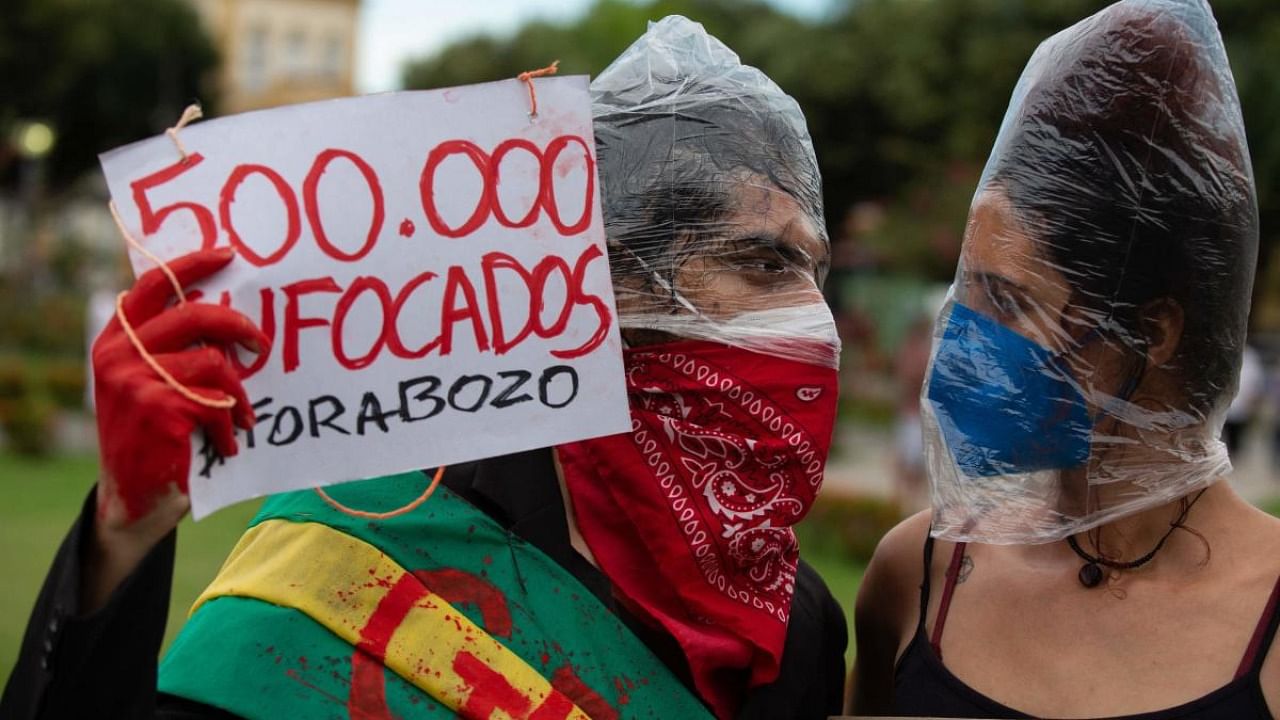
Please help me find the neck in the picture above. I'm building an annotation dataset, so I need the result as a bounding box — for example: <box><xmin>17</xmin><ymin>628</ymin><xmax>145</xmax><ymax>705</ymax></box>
<box><xmin>1075</xmin><ymin>480</ymin><xmax>1224</xmax><ymax>565</ymax></box>
<box><xmin>1061</xmin><ymin>418</ymin><xmax>1231</xmax><ymax>563</ymax></box>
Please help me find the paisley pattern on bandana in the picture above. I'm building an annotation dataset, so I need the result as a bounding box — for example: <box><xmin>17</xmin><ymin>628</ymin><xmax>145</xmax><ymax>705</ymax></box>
<box><xmin>558</xmin><ymin>339</ymin><xmax>838</xmax><ymax>719</ymax></box>
<box><xmin>630</xmin><ymin>347</ymin><xmax>829</xmax><ymax>620</ymax></box>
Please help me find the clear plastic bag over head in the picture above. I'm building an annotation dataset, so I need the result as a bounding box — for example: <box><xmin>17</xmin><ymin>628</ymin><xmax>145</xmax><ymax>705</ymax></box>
<box><xmin>590</xmin><ymin>16</ymin><xmax>838</xmax><ymax>369</ymax></box>
<box><xmin>923</xmin><ymin>0</ymin><xmax>1259</xmax><ymax>544</ymax></box>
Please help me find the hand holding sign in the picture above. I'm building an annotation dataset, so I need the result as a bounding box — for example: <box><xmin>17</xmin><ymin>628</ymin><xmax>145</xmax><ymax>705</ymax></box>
<box><xmin>93</xmin><ymin>248</ymin><xmax>269</xmax><ymax>519</ymax></box>
<box><xmin>97</xmin><ymin>76</ymin><xmax>629</xmax><ymax>519</ymax></box>
<box><xmin>82</xmin><ymin>247</ymin><xmax>268</xmax><ymax>614</ymax></box>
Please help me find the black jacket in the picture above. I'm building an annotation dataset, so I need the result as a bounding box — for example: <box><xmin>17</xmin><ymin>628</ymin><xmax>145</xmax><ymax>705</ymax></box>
<box><xmin>2</xmin><ymin>449</ymin><xmax>847</xmax><ymax>719</ymax></box>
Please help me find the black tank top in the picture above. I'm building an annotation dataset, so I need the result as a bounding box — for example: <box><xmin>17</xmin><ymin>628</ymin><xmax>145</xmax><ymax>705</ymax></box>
<box><xmin>893</xmin><ymin>535</ymin><xmax>1280</xmax><ymax>719</ymax></box>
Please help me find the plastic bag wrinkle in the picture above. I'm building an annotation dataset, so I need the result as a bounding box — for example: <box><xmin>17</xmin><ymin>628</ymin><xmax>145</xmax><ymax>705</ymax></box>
<box><xmin>590</xmin><ymin>16</ymin><xmax>839</xmax><ymax>369</ymax></box>
<box><xmin>923</xmin><ymin>0</ymin><xmax>1258</xmax><ymax>544</ymax></box>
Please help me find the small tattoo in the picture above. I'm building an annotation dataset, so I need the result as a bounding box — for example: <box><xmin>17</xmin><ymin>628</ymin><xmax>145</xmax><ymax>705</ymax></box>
<box><xmin>956</xmin><ymin>554</ymin><xmax>974</xmax><ymax>584</ymax></box>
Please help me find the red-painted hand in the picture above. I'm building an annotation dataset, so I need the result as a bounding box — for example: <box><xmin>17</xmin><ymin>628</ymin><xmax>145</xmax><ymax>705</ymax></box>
<box><xmin>91</xmin><ymin>247</ymin><xmax>269</xmax><ymax>531</ymax></box>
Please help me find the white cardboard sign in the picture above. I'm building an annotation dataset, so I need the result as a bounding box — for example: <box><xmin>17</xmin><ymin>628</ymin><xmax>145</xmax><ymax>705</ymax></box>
<box><xmin>99</xmin><ymin>77</ymin><xmax>629</xmax><ymax>518</ymax></box>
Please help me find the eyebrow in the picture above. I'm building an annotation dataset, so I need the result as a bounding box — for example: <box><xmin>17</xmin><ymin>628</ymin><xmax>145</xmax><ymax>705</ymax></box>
<box><xmin>964</xmin><ymin>270</ymin><xmax>1030</xmax><ymax>296</ymax></box>
<box><xmin>726</xmin><ymin>234</ymin><xmax>800</xmax><ymax>258</ymax></box>
<box><xmin>725</xmin><ymin>229</ymin><xmax>830</xmax><ymax>273</ymax></box>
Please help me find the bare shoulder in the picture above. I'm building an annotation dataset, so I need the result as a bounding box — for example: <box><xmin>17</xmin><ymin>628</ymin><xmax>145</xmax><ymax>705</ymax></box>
<box><xmin>849</xmin><ymin>510</ymin><xmax>934</xmax><ymax>713</ymax></box>
<box><xmin>1247</xmin><ymin>502</ymin><xmax>1280</xmax><ymax>542</ymax></box>
<box><xmin>856</xmin><ymin>510</ymin><xmax>933</xmax><ymax>635</ymax></box>
<box><xmin>1240</xmin><ymin>502</ymin><xmax>1280</xmax><ymax>714</ymax></box>
<box><xmin>1222</xmin><ymin>491</ymin><xmax>1280</xmax><ymax>563</ymax></box>
<box><xmin>866</xmin><ymin>510</ymin><xmax>933</xmax><ymax>586</ymax></box>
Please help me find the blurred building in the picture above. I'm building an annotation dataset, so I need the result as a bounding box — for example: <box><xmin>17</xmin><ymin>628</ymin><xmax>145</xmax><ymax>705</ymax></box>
<box><xmin>186</xmin><ymin>0</ymin><xmax>360</xmax><ymax>114</ymax></box>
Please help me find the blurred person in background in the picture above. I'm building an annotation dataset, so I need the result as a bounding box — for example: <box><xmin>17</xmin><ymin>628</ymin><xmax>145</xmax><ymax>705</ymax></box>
<box><xmin>1224</xmin><ymin>343</ymin><xmax>1264</xmax><ymax>457</ymax></box>
<box><xmin>82</xmin><ymin>287</ymin><xmax>119</xmax><ymax>412</ymax></box>
<box><xmin>852</xmin><ymin>1</ymin><xmax>1280</xmax><ymax>717</ymax></box>
<box><xmin>892</xmin><ymin>314</ymin><xmax>933</xmax><ymax>514</ymax></box>
<box><xmin>1269</xmin><ymin>356</ymin><xmax>1280</xmax><ymax>474</ymax></box>
<box><xmin>1</xmin><ymin>17</ymin><xmax>848</xmax><ymax>720</ymax></box>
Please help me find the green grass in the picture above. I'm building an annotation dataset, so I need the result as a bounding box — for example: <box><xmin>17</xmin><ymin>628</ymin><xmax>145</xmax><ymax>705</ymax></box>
<box><xmin>0</xmin><ymin>450</ymin><xmax>868</xmax><ymax>689</ymax></box>
<box><xmin>0</xmin><ymin>452</ymin><xmax>262</xmax><ymax>685</ymax></box>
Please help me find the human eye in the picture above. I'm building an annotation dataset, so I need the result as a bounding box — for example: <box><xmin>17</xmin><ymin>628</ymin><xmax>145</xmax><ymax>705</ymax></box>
<box><xmin>962</xmin><ymin>272</ymin><xmax>1028</xmax><ymax>322</ymax></box>
<box><xmin>985</xmin><ymin>282</ymin><xmax>1024</xmax><ymax>319</ymax></box>
<box><xmin>718</xmin><ymin>238</ymin><xmax>794</xmax><ymax>276</ymax></box>
<box><xmin>733</xmin><ymin>250</ymin><xmax>789</xmax><ymax>274</ymax></box>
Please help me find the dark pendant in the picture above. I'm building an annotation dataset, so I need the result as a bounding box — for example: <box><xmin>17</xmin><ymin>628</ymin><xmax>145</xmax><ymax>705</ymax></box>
<box><xmin>1079</xmin><ymin>562</ymin><xmax>1104</xmax><ymax>588</ymax></box>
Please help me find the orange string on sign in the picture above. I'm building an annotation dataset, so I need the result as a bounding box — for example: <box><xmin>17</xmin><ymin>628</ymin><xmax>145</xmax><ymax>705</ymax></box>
<box><xmin>108</xmin><ymin>105</ymin><xmax>235</xmax><ymax>412</ymax></box>
<box><xmin>166</xmin><ymin>104</ymin><xmax>203</xmax><ymax>161</ymax></box>
<box><xmin>113</xmin><ymin>291</ymin><xmax>235</xmax><ymax>409</ymax></box>
<box><xmin>314</xmin><ymin>466</ymin><xmax>447</xmax><ymax>519</ymax></box>
<box><xmin>109</xmin><ymin>200</ymin><xmax>190</xmax><ymax>303</ymax></box>
<box><xmin>517</xmin><ymin>60</ymin><xmax>560</xmax><ymax>118</ymax></box>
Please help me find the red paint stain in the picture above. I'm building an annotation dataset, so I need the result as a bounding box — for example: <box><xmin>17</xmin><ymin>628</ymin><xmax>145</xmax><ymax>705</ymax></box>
<box><xmin>552</xmin><ymin>664</ymin><xmax>619</xmax><ymax>720</ymax></box>
<box><xmin>348</xmin><ymin>651</ymin><xmax>395</xmax><ymax>720</ymax></box>
<box><xmin>348</xmin><ymin>573</ymin><xmax>429</xmax><ymax>719</ymax></box>
<box><xmin>453</xmin><ymin>650</ymin><xmax>533</xmax><ymax>717</ymax></box>
<box><xmin>453</xmin><ymin>651</ymin><xmax>577</xmax><ymax>720</ymax></box>
<box><xmin>413</xmin><ymin>568</ymin><xmax>513</xmax><ymax>638</ymax></box>
<box><xmin>529</xmin><ymin>692</ymin><xmax>577</xmax><ymax>720</ymax></box>
<box><xmin>611</xmin><ymin>675</ymin><xmax>634</xmax><ymax>706</ymax></box>
<box><xmin>399</xmin><ymin>218</ymin><xmax>415</xmax><ymax>237</ymax></box>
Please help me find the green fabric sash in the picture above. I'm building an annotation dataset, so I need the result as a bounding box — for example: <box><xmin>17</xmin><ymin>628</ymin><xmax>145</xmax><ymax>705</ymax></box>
<box><xmin>158</xmin><ymin>472</ymin><xmax>711</xmax><ymax>719</ymax></box>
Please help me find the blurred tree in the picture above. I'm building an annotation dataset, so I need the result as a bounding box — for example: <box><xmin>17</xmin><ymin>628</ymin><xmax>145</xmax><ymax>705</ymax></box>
<box><xmin>402</xmin><ymin>0</ymin><xmax>808</xmax><ymax>92</ymax></box>
<box><xmin>1215</xmin><ymin>0</ymin><xmax>1280</xmax><ymax>313</ymax></box>
<box><xmin>0</xmin><ymin>0</ymin><xmax>218</xmax><ymax>191</ymax></box>
<box><xmin>404</xmin><ymin>0</ymin><xmax>1280</xmax><ymax>307</ymax></box>
<box><xmin>798</xmin><ymin>1</ymin><xmax>1105</xmax><ymax>207</ymax></box>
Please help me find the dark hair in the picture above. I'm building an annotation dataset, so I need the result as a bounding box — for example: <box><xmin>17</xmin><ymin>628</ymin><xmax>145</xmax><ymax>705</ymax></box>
<box><xmin>990</xmin><ymin>4</ymin><xmax>1258</xmax><ymax>420</ymax></box>
<box><xmin>593</xmin><ymin>81</ymin><xmax>825</xmax><ymax>286</ymax></box>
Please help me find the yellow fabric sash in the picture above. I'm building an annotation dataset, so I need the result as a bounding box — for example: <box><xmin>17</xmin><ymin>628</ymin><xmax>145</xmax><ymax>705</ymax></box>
<box><xmin>193</xmin><ymin>518</ymin><xmax>589</xmax><ymax>719</ymax></box>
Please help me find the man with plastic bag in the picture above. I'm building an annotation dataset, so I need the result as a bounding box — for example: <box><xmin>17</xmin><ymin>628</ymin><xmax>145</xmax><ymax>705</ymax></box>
<box><xmin>2</xmin><ymin>16</ymin><xmax>846</xmax><ymax>720</ymax></box>
<box><xmin>852</xmin><ymin>0</ymin><xmax>1280</xmax><ymax>717</ymax></box>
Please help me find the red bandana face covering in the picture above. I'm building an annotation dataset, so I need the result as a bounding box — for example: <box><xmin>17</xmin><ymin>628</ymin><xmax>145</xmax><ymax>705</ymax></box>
<box><xmin>557</xmin><ymin>339</ymin><xmax>838</xmax><ymax>719</ymax></box>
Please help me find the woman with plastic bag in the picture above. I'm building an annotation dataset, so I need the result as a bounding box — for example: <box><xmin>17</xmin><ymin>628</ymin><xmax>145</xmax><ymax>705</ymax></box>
<box><xmin>2</xmin><ymin>16</ymin><xmax>846</xmax><ymax>720</ymax></box>
<box><xmin>852</xmin><ymin>0</ymin><xmax>1280</xmax><ymax>717</ymax></box>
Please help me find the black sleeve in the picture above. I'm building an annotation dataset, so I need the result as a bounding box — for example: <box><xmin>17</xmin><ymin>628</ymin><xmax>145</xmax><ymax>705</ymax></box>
<box><xmin>737</xmin><ymin>559</ymin><xmax>849</xmax><ymax>720</ymax></box>
<box><xmin>0</xmin><ymin>486</ymin><xmax>180</xmax><ymax>719</ymax></box>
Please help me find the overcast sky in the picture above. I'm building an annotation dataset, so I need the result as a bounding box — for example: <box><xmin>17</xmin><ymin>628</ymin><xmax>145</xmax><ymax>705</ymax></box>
<box><xmin>355</xmin><ymin>0</ymin><xmax>835</xmax><ymax>93</ymax></box>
